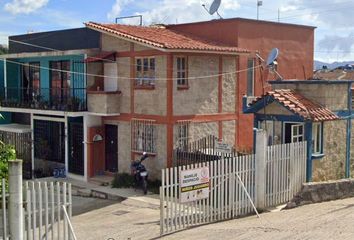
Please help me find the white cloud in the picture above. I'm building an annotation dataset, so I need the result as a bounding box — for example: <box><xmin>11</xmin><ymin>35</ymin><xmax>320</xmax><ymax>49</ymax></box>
<box><xmin>107</xmin><ymin>0</ymin><xmax>133</xmax><ymax>20</ymax></box>
<box><xmin>115</xmin><ymin>0</ymin><xmax>240</xmax><ymax>25</ymax></box>
<box><xmin>4</xmin><ymin>0</ymin><xmax>49</xmax><ymax>14</ymax></box>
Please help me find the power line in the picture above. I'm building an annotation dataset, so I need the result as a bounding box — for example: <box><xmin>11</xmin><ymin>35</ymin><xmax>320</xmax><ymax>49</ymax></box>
<box><xmin>0</xmin><ymin>57</ymin><xmax>262</xmax><ymax>82</ymax></box>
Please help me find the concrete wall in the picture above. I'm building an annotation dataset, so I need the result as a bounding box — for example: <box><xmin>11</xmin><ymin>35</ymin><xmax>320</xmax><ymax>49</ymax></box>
<box><xmin>189</xmin><ymin>122</ymin><xmax>218</xmax><ymax>143</ymax></box>
<box><xmin>313</xmin><ymin>120</ymin><xmax>347</xmax><ymax>181</ymax></box>
<box><xmin>272</xmin><ymin>82</ymin><xmax>349</xmax><ymax>111</ymax></box>
<box><xmin>117</xmin><ymin>121</ymin><xmax>131</xmax><ymax>174</ymax></box>
<box><xmin>222</xmin><ymin>120</ymin><xmax>236</xmax><ymax>147</ymax></box>
<box><xmin>101</xmin><ymin>34</ymin><xmax>131</xmax><ymax>52</ymax></box>
<box><xmin>257</xmin><ymin>102</ymin><xmax>293</xmax><ymax>115</ymax></box>
<box><xmin>134</xmin><ymin>56</ymin><xmax>167</xmax><ymax>115</ymax></box>
<box><xmin>173</xmin><ymin>56</ymin><xmax>219</xmax><ymax>115</ymax></box>
<box><xmin>117</xmin><ymin>57</ymin><xmax>131</xmax><ymax>113</ymax></box>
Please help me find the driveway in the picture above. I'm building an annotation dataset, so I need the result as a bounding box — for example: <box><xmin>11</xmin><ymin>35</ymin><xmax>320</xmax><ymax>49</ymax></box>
<box><xmin>72</xmin><ymin>197</ymin><xmax>354</xmax><ymax>240</ymax></box>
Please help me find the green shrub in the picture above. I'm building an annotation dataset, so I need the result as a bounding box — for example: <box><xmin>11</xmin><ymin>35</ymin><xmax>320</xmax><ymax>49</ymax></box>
<box><xmin>0</xmin><ymin>142</ymin><xmax>16</xmax><ymax>194</ymax></box>
<box><xmin>111</xmin><ymin>172</ymin><xmax>161</xmax><ymax>194</ymax></box>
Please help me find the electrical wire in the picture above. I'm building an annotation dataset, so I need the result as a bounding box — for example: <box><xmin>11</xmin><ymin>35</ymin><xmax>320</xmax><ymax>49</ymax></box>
<box><xmin>0</xmin><ymin>56</ymin><xmax>262</xmax><ymax>81</ymax></box>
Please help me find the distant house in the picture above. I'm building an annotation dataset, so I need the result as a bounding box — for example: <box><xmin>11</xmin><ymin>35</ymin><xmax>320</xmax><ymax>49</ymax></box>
<box><xmin>244</xmin><ymin>80</ymin><xmax>354</xmax><ymax>182</ymax></box>
<box><xmin>0</xmin><ymin>18</ymin><xmax>315</xmax><ymax>181</ymax></box>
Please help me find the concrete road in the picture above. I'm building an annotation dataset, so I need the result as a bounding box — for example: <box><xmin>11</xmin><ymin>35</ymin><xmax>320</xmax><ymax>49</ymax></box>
<box><xmin>163</xmin><ymin>197</ymin><xmax>354</xmax><ymax>240</ymax></box>
<box><xmin>72</xmin><ymin>197</ymin><xmax>354</xmax><ymax>240</ymax></box>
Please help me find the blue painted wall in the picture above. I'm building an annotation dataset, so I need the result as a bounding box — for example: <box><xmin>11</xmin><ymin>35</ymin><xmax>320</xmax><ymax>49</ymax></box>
<box><xmin>6</xmin><ymin>54</ymin><xmax>85</xmax><ymax>101</ymax></box>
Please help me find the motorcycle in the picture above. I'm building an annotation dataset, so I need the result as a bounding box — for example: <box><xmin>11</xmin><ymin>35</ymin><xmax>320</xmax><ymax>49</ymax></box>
<box><xmin>131</xmin><ymin>152</ymin><xmax>149</xmax><ymax>194</ymax></box>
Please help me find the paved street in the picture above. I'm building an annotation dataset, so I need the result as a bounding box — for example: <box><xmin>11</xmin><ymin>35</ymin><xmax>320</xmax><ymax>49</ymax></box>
<box><xmin>72</xmin><ymin>197</ymin><xmax>354</xmax><ymax>240</ymax></box>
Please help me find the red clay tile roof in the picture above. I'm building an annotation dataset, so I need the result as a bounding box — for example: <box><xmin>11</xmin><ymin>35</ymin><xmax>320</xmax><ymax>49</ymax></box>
<box><xmin>252</xmin><ymin>89</ymin><xmax>338</xmax><ymax>122</ymax></box>
<box><xmin>85</xmin><ymin>22</ymin><xmax>250</xmax><ymax>54</ymax></box>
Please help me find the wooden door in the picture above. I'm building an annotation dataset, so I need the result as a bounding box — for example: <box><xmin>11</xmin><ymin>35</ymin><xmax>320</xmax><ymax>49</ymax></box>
<box><xmin>105</xmin><ymin>125</ymin><xmax>118</xmax><ymax>172</ymax></box>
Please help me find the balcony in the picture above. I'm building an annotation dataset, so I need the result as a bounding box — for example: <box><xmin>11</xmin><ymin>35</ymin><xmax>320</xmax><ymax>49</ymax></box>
<box><xmin>87</xmin><ymin>90</ymin><xmax>121</xmax><ymax>115</ymax></box>
<box><xmin>0</xmin><ymin>87</ymin><xmax>87</xmax><ymax>112</ymax></box>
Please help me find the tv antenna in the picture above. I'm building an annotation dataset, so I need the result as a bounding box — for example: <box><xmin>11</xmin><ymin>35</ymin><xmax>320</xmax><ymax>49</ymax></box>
<box><xmin>256</xmin><ymin>48</ymin><xmax>283</xmax><ymax>80</ymax></box>
<box><xmin>202</xmin><ymin>0</ymin><xmax>223</xmax><ymax>19</ymax></box>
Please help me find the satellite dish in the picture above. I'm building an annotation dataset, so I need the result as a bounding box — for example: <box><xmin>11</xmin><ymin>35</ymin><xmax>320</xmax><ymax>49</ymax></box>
<box><xmin>266</xmin><ymin>48</ymin><xmax>279</xmax><ymax>66</ymax></box>
<box><xmin>209</xmin><ymin>0</ymin><xmax>221</xmax><ymax>15</ymax></box>
<box><xmin>202</xmin><ymin>0</ymin><xmax>223</xmax><ymax>19</ymax></box>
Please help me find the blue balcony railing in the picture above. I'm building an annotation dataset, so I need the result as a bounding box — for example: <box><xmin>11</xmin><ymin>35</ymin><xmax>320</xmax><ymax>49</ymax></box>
<box><xmin>0</xmin><ymin>87</ymin><xmax>87</xmax><ymax>112</ymax></box>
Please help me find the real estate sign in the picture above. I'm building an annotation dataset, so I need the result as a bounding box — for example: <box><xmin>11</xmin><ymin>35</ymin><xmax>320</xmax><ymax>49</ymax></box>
<box><xmin>180</xmin><ymin>167</ymin><xmax>210</xmax><ymax>203</ymax></box>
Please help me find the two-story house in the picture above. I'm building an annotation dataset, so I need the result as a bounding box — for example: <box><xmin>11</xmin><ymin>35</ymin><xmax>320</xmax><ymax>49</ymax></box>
<box><xmin>0</xmin><ymin>18</ymin><xmax>315</xmax><ymax>181</ymax></box>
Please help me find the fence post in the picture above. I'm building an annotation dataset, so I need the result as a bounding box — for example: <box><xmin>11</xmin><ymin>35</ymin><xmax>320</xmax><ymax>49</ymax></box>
<box><xmin>255</xmin><ymin>129</ymin><xmax>267</xmax><ymax>210</ymax></box>
<box><xmin>8</xmin><ymin>159</ymin><xmax>23</xmax><ymax>240</ymax></box>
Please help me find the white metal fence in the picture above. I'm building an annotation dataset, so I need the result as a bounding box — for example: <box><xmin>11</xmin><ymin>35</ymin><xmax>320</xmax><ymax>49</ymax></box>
<box><xmin>160</xmin><ymin>154</ymin><xmax>256</xmax><ymax>235</ymax></box>
<box><xmin>24</xmin><ymin>181</ymin><xmax>75</xmax><ymax>240</ymax></box>
<box><xmin>1</xmin><ymin>160</ymin><xmax>76</xmax><ymax>240</ymax></box>
<box><xmin>160</xmin><ymin>132</ymin><xmax>307</xmax><ymax>235</ymax></box>
<box><xmin>265</xmin><ymin>141</ymin><xmax>307</xmax><ymax>207</ymax></box>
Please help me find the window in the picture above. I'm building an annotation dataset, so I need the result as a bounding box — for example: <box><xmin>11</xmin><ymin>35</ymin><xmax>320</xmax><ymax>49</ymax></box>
<box><xmin>284</xmin><ymin>123</ymin><xmax>304</xmax><ymax>144</ymax></box>
<box><xmin>50</xmin><ymin>61</ymin><xmax>71</xmax><ymax>102</ymax></box>
<box><xmin>135</xmin><ymin>57</ymin><xmax>155</xmax><ymax>87</ymax></box>
<box><xmin>132</xmin><ymin>119</ymin><xmax>156</xmax><ymax>153</ymax></box>
<box><xmin>247</xmin><ymin>58</ymin><xmax>255</xmax><ymax>96</ymax></box>
<box><xmin>177</xmin><ymin>57</ymin><xmax>188</xmax><ymax>87</ymax></box>
<box><xmin>176</xmin><ymin>122</ymin><xmax>190</xmax><ymax>150</ymax></box>
<box><xmin>22</xmin><ymin>62</ymin><xmax>40</xmax><ymax>100</ymax></box>
<box><xmin>312</xmin><ymin>122</ymin><xmax>322</xmax><ymax>154</ymax></box>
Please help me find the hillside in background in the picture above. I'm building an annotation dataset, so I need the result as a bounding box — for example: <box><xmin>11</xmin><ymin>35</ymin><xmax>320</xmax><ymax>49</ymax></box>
<box><xmin>315</xmin><ymin>60</ymin><xmax>354</xmax><ymax>70</ymax></box>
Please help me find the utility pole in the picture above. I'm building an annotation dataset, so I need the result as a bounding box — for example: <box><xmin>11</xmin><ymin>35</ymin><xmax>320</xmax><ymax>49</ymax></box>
<box><xmin>257</xmin><ymin>0</ymin><xmax>263</xmax><ymax>20</ymax></box>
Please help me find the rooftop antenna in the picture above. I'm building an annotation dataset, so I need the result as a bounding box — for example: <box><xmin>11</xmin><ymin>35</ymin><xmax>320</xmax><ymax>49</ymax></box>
<box><xmin>256</xmin><ymin>48</ymin><xmax>283</xmax><ymax>80</ymax></box>
<box><xmin>202</xmin><ymin>0</ymin><xmax>223</xmax><ymax>19</ymax></box>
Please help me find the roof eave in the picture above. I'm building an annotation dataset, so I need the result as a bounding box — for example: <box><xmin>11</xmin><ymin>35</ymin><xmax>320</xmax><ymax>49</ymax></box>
<box><xmin>86</xmin><ymin>23</ymin><xmax>250</xmax><ymax>56</ymax></box>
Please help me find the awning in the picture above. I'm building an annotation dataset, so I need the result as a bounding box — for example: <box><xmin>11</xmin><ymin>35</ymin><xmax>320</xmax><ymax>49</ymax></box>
<box><xmin>84</xmin><ymin>51</ymin><xmax>116</xmax><ymax>63</ymax></box>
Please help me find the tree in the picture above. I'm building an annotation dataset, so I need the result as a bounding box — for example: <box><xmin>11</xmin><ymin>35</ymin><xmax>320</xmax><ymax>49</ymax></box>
<box><xmin>0</xmin><ymin>142</ymin><xmax>16</xmax><ymax>194</ymax></box>
<box><xmin>0</xmin><ymin>44</ymin><xmax>8</xmax><ymax>55</ymax></box>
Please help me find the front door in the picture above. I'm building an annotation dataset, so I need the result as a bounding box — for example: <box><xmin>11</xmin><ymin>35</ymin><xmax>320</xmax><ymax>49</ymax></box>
<box><xmin>105</xmin><ymin>125</ymin><xmax>118</xmax><ymax>172</ymax></box>
<box><xmin>69</xmin><ymin>122</ymin><xmax>84</xmax><ymax>175</ymax></box>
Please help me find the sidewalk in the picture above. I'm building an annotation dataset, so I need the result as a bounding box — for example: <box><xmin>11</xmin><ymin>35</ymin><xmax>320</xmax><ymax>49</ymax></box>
<box><xmin>32</xmin><ymin>177</ymin><xmax>160</xmax><ymax>207</ymax></box>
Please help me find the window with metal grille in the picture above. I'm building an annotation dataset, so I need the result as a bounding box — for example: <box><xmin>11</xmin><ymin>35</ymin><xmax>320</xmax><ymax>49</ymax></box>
<box><xmin>177</xmin><ymin>57</ymin><xmax>188</xmax><ymax>87</ymax></box>
<box><xmin>34</xmin><ymin>120</ymin><xmax>65</xmax><ymax>163</ymax></box>
<box><xmin>132</xmin><ymin>119</ymin><xmax>156</xmax><ymax>153</ymax></box>
<box><xmin>176</xmin><ymin>121</ymin><xmax>189</xmax><ymax>150</ymax></box>
<box><xmin>135</xmin><ymin>57</ymin><xmax>155</xmax><ymax>86</ymax></box>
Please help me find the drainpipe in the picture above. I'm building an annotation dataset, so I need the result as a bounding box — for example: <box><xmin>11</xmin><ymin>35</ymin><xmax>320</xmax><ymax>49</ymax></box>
<box><xmin>346</xmin><ymin>82</ymin><xmax>352</xmax><ymax>178</ymax></box>
<box><xmin>305</xmin><ymin>121</ymin><xmax>313</xmax><ymax>182</ymax></box>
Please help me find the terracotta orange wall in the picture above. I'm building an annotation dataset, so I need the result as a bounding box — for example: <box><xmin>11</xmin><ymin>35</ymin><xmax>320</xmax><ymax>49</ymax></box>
<box><xmin>87</xmin><ymin>126</ymin><xmax>105</xmax><ymax>177</ymax></box>
<box><xmin>169</xmin><ymin>18</ymin><xmax>315</xmax><ymax>151</ymax></box>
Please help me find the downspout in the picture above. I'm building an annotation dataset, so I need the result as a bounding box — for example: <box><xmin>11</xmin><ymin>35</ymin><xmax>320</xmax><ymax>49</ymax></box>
<box><xmin>345</xmin><ymin>82</ymin><xmax>352</xmax><ymax>178</ymax></box>
<box><xmin>305</xmin><ymin>121</ymin><xmax>313</xmax><ymax>182</ymax></box>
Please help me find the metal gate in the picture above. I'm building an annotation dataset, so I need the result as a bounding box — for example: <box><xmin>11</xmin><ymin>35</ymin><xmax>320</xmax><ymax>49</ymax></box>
<box><xmin>1</xmin><ymin>179</ymin><xmax>75</xmax><ymax>240</ymax></box>
<box><xmin>160</xmin><ymin>140</ymin><xmax>307</xmax><ymax>235</ymax></box>
<box><xmin>69</xmin><ymin>122</ymin><xmax>84</xmax><ymax>176</ymax></box>
<box><xmin>160</xmin><ymin>154</ymin><xmax>256</xmax><ymax>235</ymax></box>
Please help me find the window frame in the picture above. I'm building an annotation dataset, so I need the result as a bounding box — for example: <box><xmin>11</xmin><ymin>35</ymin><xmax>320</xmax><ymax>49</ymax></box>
<box><xmin>131</xmin><ymin>119</ymin><xmax>157</xmax><ymax>154</ymax></box>
<box><xmin>135</xmin><ymin>57</ymin><xmax>156</xmax><ymax>88</ymax></box>
<box><xmin>283</xmin><ymin>122</ymin><xmax>305</xmax><ymax>144</ymax></box>
<box><xmin>176</xmin><ymin>56</ymin><xmax>189</xmax><ymax>89</ymax></box>
<box><xmin>312</xmin><ymin>122</ymin><xmax>323</xmax><ymax>155</ymax></box>
<box><xmin>176</xmin><ymin>121</ymin><xmax>190</xmax><ymax>151</ymax></box>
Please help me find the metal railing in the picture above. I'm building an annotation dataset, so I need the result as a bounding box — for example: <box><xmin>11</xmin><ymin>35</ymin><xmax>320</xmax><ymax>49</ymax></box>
<box><xmin>0</xmin><ymin>87</ymin><xmax>87</xmax><ymax>112</ymax></box>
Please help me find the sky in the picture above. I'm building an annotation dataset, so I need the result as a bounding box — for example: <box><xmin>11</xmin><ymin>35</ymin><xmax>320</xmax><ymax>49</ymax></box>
<box><xmin>0</xmin><ymin>0</ymin><xmax>353</xmax><ymax>62</ymax></box>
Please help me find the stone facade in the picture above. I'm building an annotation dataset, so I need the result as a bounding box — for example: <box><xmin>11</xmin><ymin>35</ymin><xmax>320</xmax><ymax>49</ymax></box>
<box><xmin>87</xmin><ymin>92</ymin><xmax>121</xmax><ymax>114</ymax></box>
<box><xmin>101</xmin><ymin>34</ymin><xmax>131</xmax><ymax>52</ymax></box>
<box><xmin>313</xmin><ymin>120</ymin><xmax>347</xmax><ymax>181</ymax></box>
<box><xmin>117</xmin><ymin>57</ymin><xmax>131</xmax><ymax>113</ymax></box>
<box><xmin>134</xmin><ymin>56</ymin><xmax>167</xmax><ymax>116</ymax></box>
<box><xmin>173</xmin><ymin>56</ymin><xmax>219</xmax><ymax>115</ymax></box>
<box><xmin>272</xmin><ymin>82</ymin><xmax>349</xmax><ymax>111</ymax></box>
<box><xmin>257</xmin><ymin>102</ymin><xmax>293</xmax><ymax>115</ymax></box>
<box><xmin>222</xmin><ymin>57</ymin><xmax>236</xmax><ymax>113</ymax></box>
